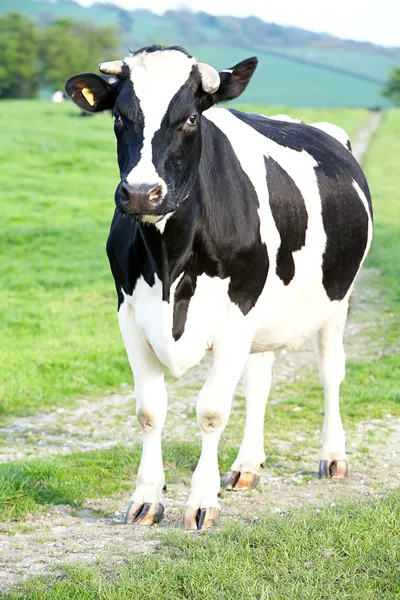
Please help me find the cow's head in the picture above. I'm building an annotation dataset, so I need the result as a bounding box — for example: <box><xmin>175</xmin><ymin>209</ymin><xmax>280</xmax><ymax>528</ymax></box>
<box><xmin>65</xmin><ymin>46</ymin><xmax>257</xmax><ymax>222</ymax></box>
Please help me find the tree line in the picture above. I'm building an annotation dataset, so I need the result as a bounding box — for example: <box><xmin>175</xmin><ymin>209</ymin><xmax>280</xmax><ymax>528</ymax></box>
<box><xmin>0</xmin><ymin>10</ymin><xmax>399</xmax><ymax>104</ymax></box>
<box><xmin>0</xmin><ymin>12</ymin><xmax>119</xmax><ymax>99</ymax></box>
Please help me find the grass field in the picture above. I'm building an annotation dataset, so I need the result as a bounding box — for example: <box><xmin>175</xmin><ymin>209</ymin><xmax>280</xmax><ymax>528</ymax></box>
<box><xmin>0</xmin><ymin>102</ymin><xmax>399</xmax><ymax>597</ymax></box>
<box><xmin>5</xmin><ymin>493</ymin><xmax>400</xmax><ymax>600</ymax></box>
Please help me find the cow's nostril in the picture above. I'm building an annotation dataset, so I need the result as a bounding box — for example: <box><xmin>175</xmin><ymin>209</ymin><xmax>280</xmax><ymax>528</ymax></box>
<box><xmin>148</xmin><ymin>185</ymin><xmax>162</xmax><ymax>202</ymax></box>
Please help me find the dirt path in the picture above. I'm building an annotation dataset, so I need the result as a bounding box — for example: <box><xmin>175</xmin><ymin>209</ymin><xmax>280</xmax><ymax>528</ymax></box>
<box><xmin>2</xmin><ymin>112</ymin><xmax>396</xmax><ymax>593</ymax></box>
<box><xmin>351</xmin><ymin>112</ymin><xmax>382</xmax><ymax>163</ymax></box>
<box><xmin>1</xmin><ymin>413</ymin><xmax>398</xmax><ymax>592</ymax></box>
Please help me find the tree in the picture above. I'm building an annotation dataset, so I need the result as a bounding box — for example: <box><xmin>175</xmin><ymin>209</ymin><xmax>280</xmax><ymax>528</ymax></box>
<box><xmin>0</xmin><ymin>12</ymin><xmax>41</xmax><ymax>99</ymax></box>
<box><xmin>41</xmin><ymin>18</ymin><xmax>120</xmax><ymax>91</ymax></box>
<box><xmin>382</xmin><ymin>67</ymin><xmax>400</xmax><ymax>105</ymax></box>
<box><xmin>0</xmin><ymin>13</ymin><xmax>121</xmax><ymax>99</ymax></box>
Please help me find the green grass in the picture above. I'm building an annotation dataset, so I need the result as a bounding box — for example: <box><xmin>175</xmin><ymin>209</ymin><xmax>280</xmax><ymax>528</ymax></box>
<box><xmin>0</xmin><ymin>101</ymin><xmax>370</xmax><ymax>423</ymax></box>
<box><xmin>364</xmin><ymin>109</ymin><xmax>400</xmax><ymax>312</ymax></box>
<box><xmin>6</xmin><ymin>491</ymin><xmax>400</xmax><ymax>599</ymax></box>
<box><xmin>0</xmin><ymin>442</ymin><xmax>211</xmax><ymax>521</ymax></box>
<box><xmin>0</xmin><ymin>101</ymin><xmax>128</xmax><ymax>420</ymax></box>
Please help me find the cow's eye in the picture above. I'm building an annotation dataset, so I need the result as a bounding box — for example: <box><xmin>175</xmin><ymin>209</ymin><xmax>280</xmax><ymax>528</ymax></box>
<box><xmin>186</xmin><ymin>114</ymin><xmax>197</xmax><ymax>127</ymax></box>
<box><xmin>114</xmin><ymin>112</ymin><xmax>122</xmax><ymax>123</ymax></box>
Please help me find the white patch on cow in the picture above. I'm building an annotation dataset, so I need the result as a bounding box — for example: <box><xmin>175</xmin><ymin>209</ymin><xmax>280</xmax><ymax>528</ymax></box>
<box><xmin>118</xmin><ymin>298</ymin><xmax>167</xmax><ymax>507</ymax></box>
<box><xmin>311</xmin><ymin>122</ymin><xmax>351</xmax><ymax>150</ymax></box>
<box><xmin>187</xmin><ymin>302</ymin><xmax>256</xmax><ymax>512</ymax></box>
<box><xmin>353</xmin><ymin>179</ymin><xmax>373</xmax><ymax>262</ymax></box>
<box><xmin>318</xmin><ymin>300</ymin><xmax>348</xmax><ymax>459</ymax></box>
<box><xmin>268</xmin><ymin>114</ymin><xmax>302</xmax><ymax>123</ymax></box>
<box><xmin>124</xmin><ymin>50</ymin><xmax>196</xmax><ymax>195</ymax></box>
<box><xmin>154</xmin><ymin>212</ymin><xmax>173</xmax><ymax>233</ymax></box>
<box><xmin>203</xmin><ymin>107</ymin><xmax>334</xmax><ymax>350</ymax></box>
<box><xmin>230</xmin><ymin>351</ymin><xmax>274</xmax><ymax>473</ymax></box>
<box><xmin>125</xmin><ymin>273</ymin><xmax>236</xmax><ymax>377</ymax></box>
<box><xmin>140</xmin><ymin>215</ymin><xmax>162</xmax><ymax>224</ymax></box>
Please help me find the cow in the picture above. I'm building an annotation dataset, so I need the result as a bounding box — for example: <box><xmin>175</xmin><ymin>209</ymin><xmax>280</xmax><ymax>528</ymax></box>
<box><xmin>65</xmin><ymin>45</ymin><xmax>373</xmax><ymax>530</ymax></box>
<box><xmin>51</xmin><ymin>90</ymin><xmax>65</xmax><ymax>103</ymax></box>
<box><xmin>268</xmin><ymin>114</ymin><xmax>352</xmax><ymax>151</ymax></box>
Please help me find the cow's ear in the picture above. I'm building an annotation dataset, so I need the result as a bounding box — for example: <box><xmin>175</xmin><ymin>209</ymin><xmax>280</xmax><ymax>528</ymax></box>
<box><xmin>213</xmin><ymin>57</ymin><xmax>258</xmax><ymax>104</ymax></box>
<box><xmin>65</xmin><ymin>73</ymin><xmax>115</xmax><ymax>112</ymax></box>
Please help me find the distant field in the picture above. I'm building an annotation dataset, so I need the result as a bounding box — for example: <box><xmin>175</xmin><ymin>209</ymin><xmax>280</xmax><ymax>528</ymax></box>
<box><xmin>192</xmin><ymin>45</ymin><xmax>394</xmax><ymax>108</ymax></box>
<box><xmin>273</xmin><ymin>45</ymin><xmax>399</xmax><ymax>82</ymax></box>
<box><xmin>0</xmin><ymin>101</ymin><xmax>370</xmax><ymax>422</ymax></box>
<box><xmin>0</xmin><ymin>0</ymin><xmax>397</xmax><ymax>107</ymax></box>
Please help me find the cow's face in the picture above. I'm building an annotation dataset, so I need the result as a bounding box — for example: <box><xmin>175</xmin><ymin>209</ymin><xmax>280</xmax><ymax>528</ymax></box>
<box><xmin>65</xmin><ymin>46</ymin><xmax>257</xmax><ymax>223</ymax></box>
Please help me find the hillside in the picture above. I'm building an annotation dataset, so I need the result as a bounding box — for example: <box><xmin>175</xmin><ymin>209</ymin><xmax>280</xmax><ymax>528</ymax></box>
<box><xmin>1</xmin><ymin>0</ymin><xmax>399</xmax><ymax>107</ymax></box>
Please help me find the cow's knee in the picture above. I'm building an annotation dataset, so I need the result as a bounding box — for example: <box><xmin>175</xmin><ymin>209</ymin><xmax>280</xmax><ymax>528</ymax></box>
<box><xmin>137</xmin><ymin>408</ymin><xmax>157</xmax><ymax>433</ymax></box>
<box><xmin>199</xmin><ymin>409</ymin><xmax>224</xmax><ymax>433</ymax></box>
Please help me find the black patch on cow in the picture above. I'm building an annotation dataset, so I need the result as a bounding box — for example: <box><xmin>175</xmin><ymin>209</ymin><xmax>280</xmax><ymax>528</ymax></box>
<box><xmin>229</xmin><ymin>109</ymin><xmax>371</xmax><ymax>300</ymax></box>
<box><xmin>106</xmin><ymin>211</ymin><xmax>163</xmax><ymax>308</ymax></box>
<box><xmin>172</xmin><ymin>271</ymin><xmax>197</xmax><ymax>341</ymax></box>
<box><xmin>316</xmin><ymin>167</ymin><xmax>369</xmax><ymax>301</ymax></box>
<box><xmin>193</xmin><ymin>118</ymin><xmax>269</xmax><ymax>315</ymax></box>
<box><xmin>113</xmin><ymin>80</ymin><xmax>145</xmax><ymax>179</ymax></box>
<box><xmin>346</xmin><ymin>139</ymin><xmax>352</xmax><ymax>152</ymax></box>
<box><xmin>265</xmin><ymin>156</ymin><xmax>308</xmax><ymax>285</ymax></box>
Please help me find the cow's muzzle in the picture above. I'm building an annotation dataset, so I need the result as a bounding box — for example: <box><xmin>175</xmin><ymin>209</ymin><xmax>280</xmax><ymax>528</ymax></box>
<box><xmin>116</xmin><ymin>181</ymin><xmax>163</xmax><ymax>215</ymax></box>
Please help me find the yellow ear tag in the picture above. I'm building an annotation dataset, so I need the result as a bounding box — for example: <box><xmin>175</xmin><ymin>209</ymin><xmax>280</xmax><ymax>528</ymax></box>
<box><xmin>82</xmin><ymin>87</ymin><xmax>95</xmax><ymax>106</ymax></box>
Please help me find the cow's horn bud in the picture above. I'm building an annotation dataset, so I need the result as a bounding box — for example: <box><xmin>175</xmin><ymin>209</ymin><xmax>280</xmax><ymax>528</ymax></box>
<box><xmin>198</xmin><ymin>62</ymin><xmax>220</xmax><ymax>94</ymax></box>
<box><xmin>98</xmin><ymin>60</ymin><xmax>124</xmax><ymax>75</ymax></box>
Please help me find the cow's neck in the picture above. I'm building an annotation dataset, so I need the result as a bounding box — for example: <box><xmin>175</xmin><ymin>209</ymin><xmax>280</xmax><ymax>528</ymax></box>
<box><xmin>137</xmin><ymin>194</ymin><xmax>198</xmax><ymax>301</ymax></box>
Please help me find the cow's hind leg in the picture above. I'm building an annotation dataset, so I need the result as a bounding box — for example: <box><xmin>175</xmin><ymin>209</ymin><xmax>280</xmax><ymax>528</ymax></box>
<box><xmin>318</xmin><ymin>301</ymin><xmax>349</xmax><ymax>479</ymax></box>
<box><xmin>119</xmin><ymin>301</ymin><xmax>167</xmax><ymax>525</ymax></box>
<box><xmin>224</xmin><ymin>351</ymin><xmax>274</xmax><ymax>491</ymax></box>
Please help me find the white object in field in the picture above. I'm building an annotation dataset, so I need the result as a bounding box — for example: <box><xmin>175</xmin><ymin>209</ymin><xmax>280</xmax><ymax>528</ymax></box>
<box><xmin>51</xmin><ymin>91</ymin><xmax>64</xmax><ymax>103</ymax></box>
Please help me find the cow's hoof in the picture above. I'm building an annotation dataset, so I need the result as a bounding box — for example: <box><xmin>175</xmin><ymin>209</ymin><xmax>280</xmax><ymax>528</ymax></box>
<box><xmin>125</xmin><ymin>501</ymin><xmax>164</xmax><ymax>525</ymax></box>
<box><xmin>184</xmin><ymin>506</ymin><xmax>220</xmax><ymax>530</ymax></box>
<box><xmin>224</xmin><ymin>469</ymin><xmax>260</xmax><ymax>491</ymax></box>
<box><xmin>319</xmin><ymin>455</ymin><xmax>349</xmax><ymax>479</ymax></box>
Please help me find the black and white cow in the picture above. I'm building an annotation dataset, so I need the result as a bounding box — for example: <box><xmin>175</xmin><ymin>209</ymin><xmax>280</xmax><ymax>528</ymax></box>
<box><xmin>65</xmin><ymin>45</ymin><xmax>373</xmax><ymax>530</ymax></box>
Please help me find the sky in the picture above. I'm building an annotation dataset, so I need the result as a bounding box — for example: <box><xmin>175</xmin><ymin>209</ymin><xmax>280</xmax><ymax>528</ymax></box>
<box><xmin>79</xmin><ymin>0</ymin><xmax>400</xmax><ymax>47</ymax></box>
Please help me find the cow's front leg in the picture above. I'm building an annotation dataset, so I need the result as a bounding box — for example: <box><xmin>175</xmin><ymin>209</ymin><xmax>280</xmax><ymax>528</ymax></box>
<box><xmin>225</xmin><ymin>351</ymin><xmax>274</xmax><ymax>491</ymax></box>
<box><xmin>184</xmin><ymin>323</ymin><xmax>254</xmax><ymax>530</ymax></box>
<box><xmin>118</xmin><ymin>301</ymin><xmax>167</xmax><ymax>526</ymax></box>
